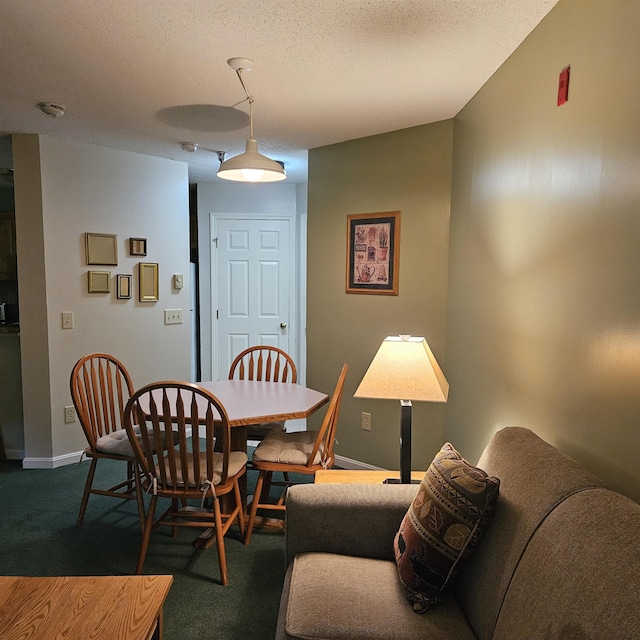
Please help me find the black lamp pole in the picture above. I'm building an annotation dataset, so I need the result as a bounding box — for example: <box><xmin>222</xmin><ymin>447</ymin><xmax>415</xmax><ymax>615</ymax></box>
<box><xmin>399</xmin><ymin>400</ymin><xmax>413</xmax><ymax>484</ymax></box>
<box><xmin>384</xmin><ymin>400</ymin><xmax>417</xmax><ymax>484</ymax></box>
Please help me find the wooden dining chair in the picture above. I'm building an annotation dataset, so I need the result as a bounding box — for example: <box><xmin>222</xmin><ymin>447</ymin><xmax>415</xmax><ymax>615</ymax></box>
<box><xmin>244</xmin><ymin>363</ymin><xmax>349</xmax><ymax>544</ymax></box>
<box><xmin>228</xmin><ymin>345</ymin><xmax>297</xmax><ymax>441</ymax></box>
<box><xmin>124</xmin><ymin>381</ymin><xmax>247</xmax><ymax>586</ymax></box>
<box><xmin>70</xmin><ymin>353</ymin><xmax>144</xmax><ymax>527</ymax></box>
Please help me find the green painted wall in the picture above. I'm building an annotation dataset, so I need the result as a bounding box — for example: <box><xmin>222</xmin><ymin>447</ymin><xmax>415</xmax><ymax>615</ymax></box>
<box><xmin>447</xmin><ymin>0</ymin><xmax>640</xmax><ymax>501</ymax></box>
<box><xmin>307</xmin><ymin>121</ymin><xmax>453</xmax><ymax>470</ymax></box>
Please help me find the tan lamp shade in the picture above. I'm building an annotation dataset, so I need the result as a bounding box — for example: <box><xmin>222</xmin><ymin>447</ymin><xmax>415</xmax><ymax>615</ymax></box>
<box><xmin>354</xmin><ymin>335</ymin><xmax>449</xmax><ymax>403</ymax></box>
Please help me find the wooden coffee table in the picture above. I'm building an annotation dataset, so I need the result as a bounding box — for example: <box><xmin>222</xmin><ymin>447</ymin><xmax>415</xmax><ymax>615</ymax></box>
<box><xmin>0</xmin><ymin>575</ymin><xmax>173</xmax><ymax>640</ymax></box>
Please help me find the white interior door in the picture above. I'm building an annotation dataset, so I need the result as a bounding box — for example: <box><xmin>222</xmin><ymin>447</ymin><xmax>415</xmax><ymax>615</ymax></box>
<box><xmin>212</xmin><ymin>216</ymin><xmax>294</xmax><ymax>381</ymax></box>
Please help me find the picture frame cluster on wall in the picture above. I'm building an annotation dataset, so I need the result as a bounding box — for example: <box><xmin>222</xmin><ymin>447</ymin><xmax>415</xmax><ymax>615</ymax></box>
<box><xmin>84</xmin><ymin>233</ymin><xmax>157</xmax><ymax>302</ymax></box>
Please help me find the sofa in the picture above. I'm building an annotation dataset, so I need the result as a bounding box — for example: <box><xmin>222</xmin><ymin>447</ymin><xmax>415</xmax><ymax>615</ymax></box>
<box><xmin>276</xmin><ymin>427</ymin><xmax>640</xmax><ymax>639</ymax></box>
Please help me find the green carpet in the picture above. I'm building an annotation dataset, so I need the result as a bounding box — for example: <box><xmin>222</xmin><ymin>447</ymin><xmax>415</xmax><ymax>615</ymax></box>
<box><xmin>0</xmin><ymin>457</ymin><xmax>310</xmax><ymax>639</ymax></box>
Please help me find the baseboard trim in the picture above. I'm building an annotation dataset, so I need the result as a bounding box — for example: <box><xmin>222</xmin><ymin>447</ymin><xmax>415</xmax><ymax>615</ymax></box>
<box><xmin>22</xmin><ymin>451</ymin><xmax>84</xmax><ymax>469</ymax></box>
<box><xmin>20</xmin><ymin>450</ymin><xmax>378</xmax><ymax>471</ymax></box>
<box><xmin>21</xmin><ymin>427</ymin><xmax>198</xmax><ymax>469</ymax></box>
<box><xmin>334</xmin><ymin>454</ymin><xmax>383</xmax><ymax>471</ymax></box>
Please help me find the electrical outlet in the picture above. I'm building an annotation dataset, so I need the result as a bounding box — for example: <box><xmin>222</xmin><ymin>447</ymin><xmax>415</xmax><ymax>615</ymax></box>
<box><xmin>164</xmin><ymin>309</ymin><xmax>183</xmax><ymax>325</ymax></box>
<box><xmin>64</xmin><ymin>406</ymin><xmax>76</xmax><ymax>423</ymax></box>
<box><xmin>361</xmin><ymin>412</ymin><xmax>372</xmax><ymax>431</ymax></box>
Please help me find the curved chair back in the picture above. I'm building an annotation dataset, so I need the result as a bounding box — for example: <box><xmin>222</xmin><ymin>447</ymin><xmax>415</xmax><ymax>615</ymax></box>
<box><xmin>229</xmin><ymin>346</ymin><xmax>297</xmax><ymax>383</ymax></box>
<box><xmin>125</xmin><ymin>381</ymin><xmax>236</xmax><ymax>494</ymax></box>
<box><xmin>304</xmin><ymin>363</ymin><xmax>349</xmax><ymax>469</ymax></box>
<box><xmin>70</xmin><ymin>353</ymin><xmax>135</xmax><ymax>451</ymax></box>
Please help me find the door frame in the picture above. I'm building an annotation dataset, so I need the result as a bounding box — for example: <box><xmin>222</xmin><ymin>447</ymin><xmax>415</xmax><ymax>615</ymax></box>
<box><xmin>210</xmin><ymin>211</ymin><xmax>304</xmax><ymax>384</ymax></box>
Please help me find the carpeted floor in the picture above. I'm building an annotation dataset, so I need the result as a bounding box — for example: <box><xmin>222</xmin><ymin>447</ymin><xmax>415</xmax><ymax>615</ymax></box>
<box><xmin>0</xmin><ymin>456</ymin><xmax>309</xmax><ymax>639</ymax></box>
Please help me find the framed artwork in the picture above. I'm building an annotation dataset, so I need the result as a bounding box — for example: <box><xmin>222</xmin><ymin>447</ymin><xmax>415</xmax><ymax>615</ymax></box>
<box><xmin>87</xmin><ymin>270</ymin><xmax>111</xmax><ymax>293</ymax></box>
<box><xmin>116</xmin><ymin>274</ymin><xmax>132</xmax><ymax>299</ymax></box>
<box><xmin>138</xmin><ymin>262</ymin><xmax>159</xmax><ymax>302</ymax></box>
<box><xmin>346</xmin><ymin>211</ymin><xmax>400</xmax><ymax>295</ymax></box>
<box><xmin>129</xmin><ymin>237</ymin><xmax>147</xmax><ymax>256</ymax></box>
<box><xmin>86</xmin><ymin>233</ymin><xmax>118</xmax><ymax>266</ymax></box>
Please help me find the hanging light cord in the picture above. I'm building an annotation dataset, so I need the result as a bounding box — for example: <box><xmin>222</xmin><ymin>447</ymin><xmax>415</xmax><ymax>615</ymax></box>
<box><xmin>231</xmin><ymin>68</ymin><xmax>255</xmax><ymax>139</ymax></box>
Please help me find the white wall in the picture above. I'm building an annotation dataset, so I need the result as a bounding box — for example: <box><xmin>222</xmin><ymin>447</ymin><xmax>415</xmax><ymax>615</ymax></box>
<box><xmin>196</xmin><ymin>182</ymin><xmax>302</xmax><ymax>381</ymax></box>
<box><xmin>13</xmin><ymin>134</ymin><xmax>192</xmax><ymax>465</ymax></box>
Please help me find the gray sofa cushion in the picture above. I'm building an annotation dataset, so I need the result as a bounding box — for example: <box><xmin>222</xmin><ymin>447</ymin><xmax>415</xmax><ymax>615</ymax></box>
<box><xmin>493</xmin><ymin>488</ymin><xmax>640</xmax><ymax>640</ymax></box>
<box><xmin>285</xmin><ymin>483</ymin><xmax>418</xmax><ymax>566</ymax></box>
<box><xmin>453</xmin><ymin>427</ymin><xmax>606</xmax><ymax>640</ymax></box>
<box><xmin>281</xmin><ymin>552</ymin><xmax>478</xmax><ymax>640</ymax></box>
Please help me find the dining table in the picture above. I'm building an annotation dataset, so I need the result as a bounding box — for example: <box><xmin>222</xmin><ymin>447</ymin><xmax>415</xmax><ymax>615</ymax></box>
<box><xmin>194</xmin><ymin>379</ymin><xmax>329</xmax><ymax>445</ymax></box>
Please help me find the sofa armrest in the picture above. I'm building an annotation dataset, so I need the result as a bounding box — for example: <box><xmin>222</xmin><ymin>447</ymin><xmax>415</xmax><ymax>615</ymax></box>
<box><xmin>284</xmin><ymin>482</ymin><xmax>418</xmax><ymax>566</ymax></box>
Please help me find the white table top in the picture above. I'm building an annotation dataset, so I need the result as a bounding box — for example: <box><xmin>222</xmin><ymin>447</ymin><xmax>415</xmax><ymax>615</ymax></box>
<box><xmin>148</xmin><ymin>380</ymin><xmax>329</xmax><ymax>427</ymax></box>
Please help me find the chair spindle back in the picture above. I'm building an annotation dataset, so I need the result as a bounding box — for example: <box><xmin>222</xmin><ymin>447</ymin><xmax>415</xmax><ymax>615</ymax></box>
<box><xmin>70</xmin><ymin>353</ymin><xmax>134</xmax><ymax>449</ymax></box>
<box><xmin>125</xmin><ymin>382</ymin><xmax>233</xmax><ymax>494</ymax></box>
<box><xmin>229</xmin><ymin>346</ymin><xmax>297</xmax><ymax>383</ymax></box>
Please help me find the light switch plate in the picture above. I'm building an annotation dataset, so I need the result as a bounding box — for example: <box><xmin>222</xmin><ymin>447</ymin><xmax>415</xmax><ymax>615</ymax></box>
<box><xmin>164</xmin><ymin>309</ymin><xmax>183</xmax><ymax>324</ymax></box>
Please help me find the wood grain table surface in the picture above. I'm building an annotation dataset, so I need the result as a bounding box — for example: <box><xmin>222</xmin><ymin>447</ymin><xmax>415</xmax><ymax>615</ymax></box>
<box><xmin>314</xmin><ymin>469</ymin><xmax>425</xmax><ymax>484</ymax></box>
<box><xmin>0</xmin><ymin>574</ymin><xmax>173</xmax><ymax>640</ymax></box>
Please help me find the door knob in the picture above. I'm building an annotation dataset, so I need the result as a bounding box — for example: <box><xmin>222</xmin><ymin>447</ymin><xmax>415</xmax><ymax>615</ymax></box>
<box><xmin>280</xmin><ymin>322</ymin><xmax>287</xmax><ymax>329</ymax></box>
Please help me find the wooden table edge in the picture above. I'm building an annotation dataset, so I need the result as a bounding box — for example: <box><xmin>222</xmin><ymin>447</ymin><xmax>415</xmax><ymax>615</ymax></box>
<box><xmin>314</xmin><ymin>469</ymin><xmax>425</xmax><ymax>484</ymax></box>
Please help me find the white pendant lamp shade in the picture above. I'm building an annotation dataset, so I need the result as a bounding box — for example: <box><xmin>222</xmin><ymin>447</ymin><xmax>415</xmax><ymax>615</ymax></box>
<box><xmin>217</xmin><ymin>138</ymin><xmax>286</xmax><ymax>182</ymax></box>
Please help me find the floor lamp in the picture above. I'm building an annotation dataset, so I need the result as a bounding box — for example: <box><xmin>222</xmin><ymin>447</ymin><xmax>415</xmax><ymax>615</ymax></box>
<box><xmin>354</xmin><ymin>335</ymin><xmax>449</xmax><ymax>484</ymax></box>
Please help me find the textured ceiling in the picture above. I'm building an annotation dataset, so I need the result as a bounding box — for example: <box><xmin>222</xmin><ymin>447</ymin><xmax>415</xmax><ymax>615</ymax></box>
<box><xmin>0</xmin><ymin>0</ymin><xmax>558</xmax><ymax>184</ymax></box>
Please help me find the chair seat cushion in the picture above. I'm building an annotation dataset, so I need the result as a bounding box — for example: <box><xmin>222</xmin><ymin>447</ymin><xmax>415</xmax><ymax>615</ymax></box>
<box><xmin>95</xmin><ymin>428</ymin><xmax>136</xmax><ymax>457</ymax></box>
<box><xmin>155</xmin><ymin>451</ymin><xmax>247</xmax><ymax>489</ymax></box>
<box><xmin>253</xmin><ymin>430</ymin><xmax>322</xmax><ymax>466</ymax></box>
<box><xmin>283</xmin><ymin>552</ymin><xmax>477</xmax><ymax>640</ymax></box>
<box><xmin>95</xmin><ymin>425</ymin><xmax>164</xmax><ymax>457</ymax></box>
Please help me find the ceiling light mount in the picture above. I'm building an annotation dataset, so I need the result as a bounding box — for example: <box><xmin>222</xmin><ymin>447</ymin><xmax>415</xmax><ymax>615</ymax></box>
<box><xmin>180</xmin><ymin>142</ymin><xmax>198</xmax><ymax>152</ymax></box>
<box><xmin>38</xmin><ymin>102</ymin><xmax>65</xmax><ymax>118</ymax></box>
<box><xmin>217</xmin><ymin>57</ymin><xmax>286</xmax><ymax>183</ymax></box>
<box><xmin>227</xmin><ymin>57</ymin><xmax>254</xmax><ymax>72</ymax></box>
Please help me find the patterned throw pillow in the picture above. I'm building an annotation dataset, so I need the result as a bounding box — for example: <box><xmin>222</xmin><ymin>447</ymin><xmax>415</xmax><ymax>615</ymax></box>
<box><xmin>394</xmin><ymin>442</ymin><xmax>500</xmax><ymax>613</ymax></box>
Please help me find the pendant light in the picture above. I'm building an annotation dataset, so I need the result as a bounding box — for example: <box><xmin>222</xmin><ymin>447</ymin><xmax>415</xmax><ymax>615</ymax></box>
<box><xmin>217</xmin><ymin>57</ymin><xmax>286</xmax><ymax>183</ymax></box>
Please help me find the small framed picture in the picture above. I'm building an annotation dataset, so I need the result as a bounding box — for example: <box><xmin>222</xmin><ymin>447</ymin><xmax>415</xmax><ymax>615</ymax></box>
<box><xmin>86</xmin><ymin>233</ymin><xmax>118</xmax><ymax>266</ymax></box>
<box><xmin>87</xmin><ymin>271</ymin><xmax>111</xmax><ymax>293</ymax></box>
<box><xmin>346</xmin><ymin>211</ymin><xmax>400</xmax><ymax>295</ymax></box>
<box><xmin>129</xmin><ymin>238</ymin><xmax>147</xmax><ymax>256</ymax></box>
<box><xmin>139</xmin><ymin>262</ymin><xmax>158</xmax><ymax>302</ymax></box>
<box><xmin>116</xmin><ymin>274</ymin><xmax>132</xmax><ymax>299</ymax></box>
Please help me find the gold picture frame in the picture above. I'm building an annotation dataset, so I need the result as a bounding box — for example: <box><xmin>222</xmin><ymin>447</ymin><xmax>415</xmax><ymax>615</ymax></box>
<box><xmin>139</xmin><ymin>262</ymin><xmax>159</xmax><ymax>302</ymax></box>
<box><xmin>129</xmin><ymin>237</ymin><xmax>147</xmax><ymax>256</ymax></box>
<box><xmin>86</xmin><ymin>233</ymin><xmax>118</xmax><ymax>266</ymax></box>
<box><xmin>346</xmin><ymin>211</ymin><xmax>400</xmax><ymax>295</ymax></box>
<box><xmin>116</xmin><ymin>274</ymin><xmax>132</xmax><ymax>299</ymax></box>
<box><xmin>87</xmin><ymin>270</ymin><xmax>111</xmax><ymax>293</ymax></box>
